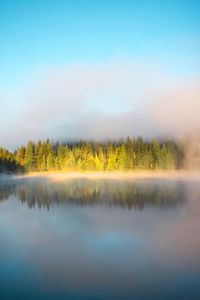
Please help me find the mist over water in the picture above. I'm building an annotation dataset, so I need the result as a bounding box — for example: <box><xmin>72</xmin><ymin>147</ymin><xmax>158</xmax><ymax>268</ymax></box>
<box><xmin>181</xmin><ymin>132</ymin><xmax>200</xmax><ymax>170</ymax></box>
<box><xmin>0</xmin><ymin>176</ymin><xmax>200</xmax><ymax>300</ymax></box>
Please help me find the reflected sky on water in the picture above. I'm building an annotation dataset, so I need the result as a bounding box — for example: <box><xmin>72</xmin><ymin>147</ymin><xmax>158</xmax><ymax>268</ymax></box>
<box><xmin>0</xmin><ymin>176</ymin><xmax>200</xmax><ymax>300</ymax></box>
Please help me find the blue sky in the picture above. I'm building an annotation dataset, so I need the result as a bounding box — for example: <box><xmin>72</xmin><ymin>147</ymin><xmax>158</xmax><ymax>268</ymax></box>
<box><xmin>0</xmin><ymin>0</ymin><xmax>200</xmax><ymax>148</ymax></box>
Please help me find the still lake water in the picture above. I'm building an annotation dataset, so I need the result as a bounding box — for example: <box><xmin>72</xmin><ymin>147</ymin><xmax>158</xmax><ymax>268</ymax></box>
<box><xmin>0</xmin><ymin>175</ymin><xmax>200</xmax><ymax>300</ymax></box>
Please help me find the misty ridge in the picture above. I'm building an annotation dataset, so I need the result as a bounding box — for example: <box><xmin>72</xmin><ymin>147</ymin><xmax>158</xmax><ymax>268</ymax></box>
<box><xmin>1</xmin><ymin>63</ymin><xmax>200</xmax><ymax>172</ymax></box>
<box><xmin>0</xmin><ymin>133</ymin><xmax>200</xmax><ymax>173</ymax></box>
<box><xmin>1</xmin><ymin>62</ymin><xmax>200</xmax><ymax>148</ymax></box>
<box><xmin>1</xmin><ymin>61</ymin><xmax>200</xmax><ymax>173</ymax></box>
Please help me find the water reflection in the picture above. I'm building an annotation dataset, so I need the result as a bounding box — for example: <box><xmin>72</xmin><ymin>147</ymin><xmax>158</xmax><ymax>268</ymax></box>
<box><xmin>0</xmin><ymin>177</ymin><xmax>185</xmax><ymax>210</ymax></box>
<box><xmin>0</xmin><ymin>176</ymin><xmax>200</xmax><ymax>300</ymax></box>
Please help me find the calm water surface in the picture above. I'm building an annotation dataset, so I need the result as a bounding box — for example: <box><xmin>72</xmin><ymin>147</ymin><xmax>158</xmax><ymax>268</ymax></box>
<box><xmin>0</xmin><ymin>176</ymin><xmax>200</xmax><ymax>300</ymax></box>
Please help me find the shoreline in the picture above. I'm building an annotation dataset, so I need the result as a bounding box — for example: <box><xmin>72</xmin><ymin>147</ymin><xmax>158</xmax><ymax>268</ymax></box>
<box><xmin>14</xmin><ymin>170</ymin><xmax>200</xmax><ymax>182</ymax></box>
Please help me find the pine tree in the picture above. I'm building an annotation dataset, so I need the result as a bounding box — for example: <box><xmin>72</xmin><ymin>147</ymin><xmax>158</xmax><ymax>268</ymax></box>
<box><xmin>151</xmin><ymin>139</ymin><xmax>160</xmax><ymax>169</ymax></box>
<box><xmin>94</xmin><ymin>154</ymin><xmax>103</xmax><ymax>170</ymax></box>
<box><xmin>24</xmin><ymin>141</ymin><xmax>35</xmax><ymax>171</ymax></box>
<box><xmin>16</xmin><ymin>146</ymin><xmax>25</xmax><ymax>166</ymax></box>
<box><xmin>117</xmin><ymin>144</ymin><xmax>127</xmax><ymax>170</ymax></box>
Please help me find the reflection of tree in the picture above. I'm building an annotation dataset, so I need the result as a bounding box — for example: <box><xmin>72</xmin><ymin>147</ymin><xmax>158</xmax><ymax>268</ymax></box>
<box><xmin>0</xmin><ymin>179</ymin><xmax>185</xmax><ymax>210</ymax></box>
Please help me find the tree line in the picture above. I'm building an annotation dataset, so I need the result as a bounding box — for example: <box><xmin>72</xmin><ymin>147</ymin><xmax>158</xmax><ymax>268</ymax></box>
<box><xmin>0</xmin><ymin>137</ymin><xmax>183</xmax><ymax>173</ymax></box>
<box><xmin>15</xmin><ymin>137</ymin><xmax>182</xmax><ymax>172</ymax></box>
<box><xmin>0</xmin><ymin>147</ymin><xmax>22</xmax><ymax>173</ymax></box>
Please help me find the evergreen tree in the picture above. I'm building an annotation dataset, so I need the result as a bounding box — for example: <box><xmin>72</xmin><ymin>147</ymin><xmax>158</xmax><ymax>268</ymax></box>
<box><xmin>24</xmin><ymin>141</ymin><xmax>35</xmax><ymax>171</ymax></box>
<box><xmin>117</xmin><ymin>145</ymin><xmax>127</xmax><ymax>170</ymax></box>
<box><xmin>16</xmin><ymin>146</ymin><xmax>25</xmax><ymax>166</ymax></box>
<box><xmin>151</xmin><ymin>139</ymin><xmax>160</xmax><ymax>169</ymax></box>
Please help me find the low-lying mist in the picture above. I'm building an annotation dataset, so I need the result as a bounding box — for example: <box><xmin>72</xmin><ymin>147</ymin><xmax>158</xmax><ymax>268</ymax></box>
<box><xmin>180</xmin><ymin>132</ymin><xmax>200</xmax><ymax>170</ymax></box>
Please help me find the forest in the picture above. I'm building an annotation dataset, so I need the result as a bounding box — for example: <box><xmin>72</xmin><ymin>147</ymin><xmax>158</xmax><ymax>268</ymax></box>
<box><xmin>0</xmin><ymin>137</ymin><xmax>183</xmax><ymax>173</ymax></box>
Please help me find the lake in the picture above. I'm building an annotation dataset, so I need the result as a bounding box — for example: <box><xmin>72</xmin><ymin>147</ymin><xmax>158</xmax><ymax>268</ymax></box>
<box><xmin>0</xmin><ymin>175</ymin><xmax>200</xmax><ymax>300</ymax></box>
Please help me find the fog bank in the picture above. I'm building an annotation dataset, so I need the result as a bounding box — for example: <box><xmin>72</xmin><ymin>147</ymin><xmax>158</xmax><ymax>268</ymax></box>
<box><xmin>181</xmin><ymin>132</ymin><xmax>200</xmax><ymax>170</ymax></box>
<box><xmin>0</xmin><ymin>61</ymin><xmax>200</xmax><ymax>152</ymax></box>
